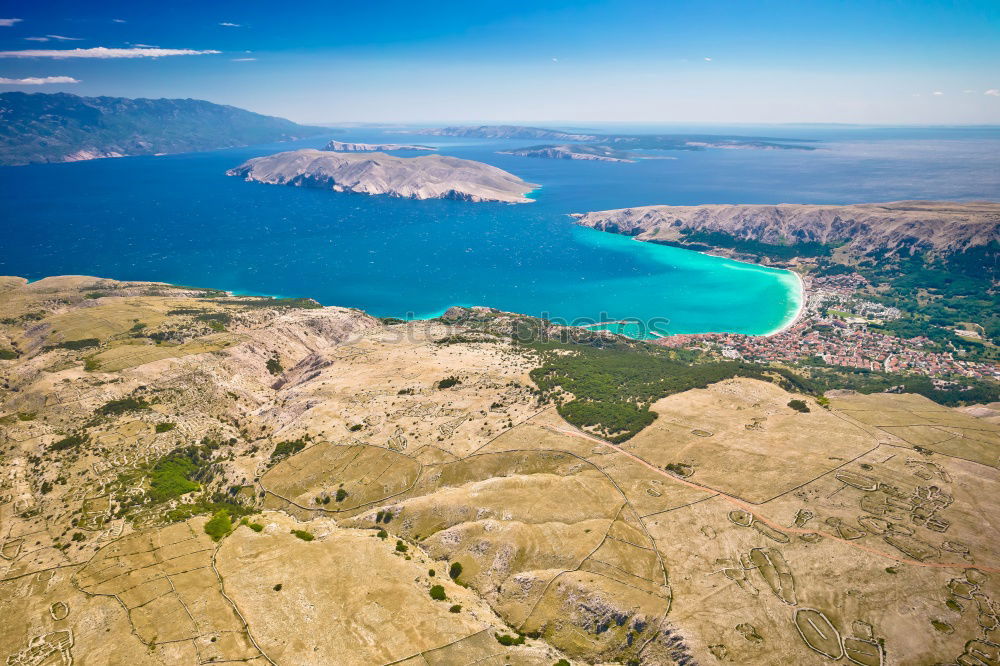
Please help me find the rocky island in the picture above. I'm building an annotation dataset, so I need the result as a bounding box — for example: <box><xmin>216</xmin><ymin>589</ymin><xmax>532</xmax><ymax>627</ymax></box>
<box><xmin>414</xmin><ymin>124</ymin><xmax>599</xmax><ymax>141</ymax></box>
<box><xmin>499</xmin><ymin>143</ymin><xmax>635</xmax><ymax>162</ymax></box>
<box><xmin>406</xmin><ymin>125</ymin><xmax>818</xmax><ymax>159</ymax></box>
<box><xmin>227</xmin><ymin>148</ymin><xmax>538</xmax><ymax>202</ymax></box>
<box><xmin>323</xmin><ymin>139</ymin><xmax>436</xmax><ymax>152</ymax></box>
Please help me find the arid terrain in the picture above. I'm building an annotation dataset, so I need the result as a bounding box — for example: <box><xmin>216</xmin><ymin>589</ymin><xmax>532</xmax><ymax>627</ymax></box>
<box><xmin>1</xmin><ymin>275</ymin><xmax>998</xmax><ymax>665</ymax></box>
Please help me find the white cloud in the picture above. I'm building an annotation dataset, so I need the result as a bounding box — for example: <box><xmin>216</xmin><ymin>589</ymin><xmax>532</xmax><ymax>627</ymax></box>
<box><xmin>231</xmin><ymin>57</ymin><xmax>256</xmax><ymax>61</ymax></box>
<box><xmin>25</xmin><ymin>37</ymin><xmax>50</xmax><ymax>42</ymax></box>
<box><xmin>111</xmin><ymin>19</ymin><xmax>126</xmax><ymax>23</ymax></box>
<box><xmin>46</xmin><ymin>35</ymin><xmax>83</xmax><ymax>41</ymax></box>
<box><xmin>551</xmin><ymin>57</ymin><xmax>558</xmax><ymax>62</ymax></box>
<box><xmin>986</xmin><ymin>89</ymin><xmax>1000</xmax><ymax>97</ymax></box>
<box><xmin>704</xmin><ymin>57</ymin><xmax>712</xmax><ymax>61</ymax></box>
<box><xmin>219</xmin><ymin>22</ymin><xmax>241</xmax><ymax>27</ymax></box>
<box><xmin>0</xmin><ymin>76</ymin><xmax>80</xmax><ymax>84</ymax></box>
<box><xmin>932</xmin><ymin>91</ymin><xmax>944</xmax><ymax>96</ymax></box>
<box><xmin>130</xmin><ymin>43</ymin><xmax>159</xmax><ymax>48</ymax></box>
<box><xmin>0</xmin><ymin>18</ymin><xmax>22</xmax><ymax>27</ymax></box>
<box><xmin>0</xmin><ymin>47</ymin><xmax>221</xmax><ymax>58</ymax></box>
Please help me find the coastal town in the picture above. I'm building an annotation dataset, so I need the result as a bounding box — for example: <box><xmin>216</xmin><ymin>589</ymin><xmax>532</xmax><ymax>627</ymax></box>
<box><xmin>657</xmin><ymin>273</ymin><xmax>1000</xmax><ymax>381</ymax></box>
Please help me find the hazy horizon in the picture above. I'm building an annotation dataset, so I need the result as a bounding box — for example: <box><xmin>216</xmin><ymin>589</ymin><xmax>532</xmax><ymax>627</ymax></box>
<box><xmin>1</xmin><ymin>0</ymin><xmax>998</xmax><ymax>125</ymax></box>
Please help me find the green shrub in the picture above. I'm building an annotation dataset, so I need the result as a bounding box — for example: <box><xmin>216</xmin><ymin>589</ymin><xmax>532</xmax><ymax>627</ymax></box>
<box><xmin>428</xmin><ymin>569</ymin><xmax>436</xmax><ymax>577</ymax></box>
<box><xmin>48</xmin><ymin>338</ymin><xmax>100</xmax><ymax>351</ymax></box>
<box><xmin>931</xmin><ymin>620</ymin><xmax>953</xmax><ymax>633</ymax></box>
<box><xmin>395</xmin><ymin>540</ymin><xmax>408</xmax><ymax>553</ymax></box>
<box><xmin>528</xmin><ymin>345</ymin><xmax>805</xmax><ymax>442</ymax></box>
<box><xmin>164</xmin><ymin>499</ymin><xmax>251</xmax><ymax>524</ymax></box>
<box><xmin>17</xmin><ymin>412</ymin><xmax>36</xmax><ymax>421</ymax></box>
<box><xmin>557</xmin><ymin>399</ymin><xmax>655</xmax><ymax>443</ymax></box>
<box><xmin>554</xmin><ymin>661</ymin><xmax>571</xmax><ymax>666</ymax></box>
<box><xmin>270</xmin><ymin>438</ymin><xmax>306</xmax><ymax>461</ymax></box>
<box><xmin>449</xmin><ymin>604</ymin><xmax>462</xmax><ymax>613</ymax></box>
<box><xmin>495</xmin><ymin>633</ymin><xmax>525</xmax><ymax>646</ymax></box>
<box><xmin>0</xmin><ymin>348</ymin><xmax>18</xmax><ymax>360</ymax></box>
<box><xmin>204</xmin><ymin>510</ymin><xmax>233</xmax><ymax>541</ymax></box>
<box><xmin>449</xmin><ymin>561</ymin><xmax>463</xmax><ymax>580</ymax></box>
<box><xmin>291</xmin><ymin>529</ymin><xmax>314</xmax><ymax>541</ymax></box>
<box><xmin>664</xmin><ymin>462</ymin><xmax>693</xmax><ymax>477</ymax></box>
<box><xmin>436</xmin><ymin>376</ymin><xmax>461</xmax><ymax>389</ymax></box>
<box><xmin>50</xmin><ymin>432</ymin><xmax>89</xmax><ymax>451</ymax></box>
<box><xmin>155</xmin><ymin>422</ymin><xmax>176</xmax><ymax>433</ymax></box>
<box><xmin>239</xmin><ymin>518</ymin><xmax>264</xmax><ymax>532</ymax></box>
<box><xmin>266</xmin><ymin>355</ymin><xmax>283</xmax><ymax>375</ymax></box>
<box><xmin>195</xmin><ymin>312</ymin><xmax>232</xmax><ymax>325</ymax></box>
<box><xmin>273</xmin><ymin>583</ymin><xmax>283</xmax><ymax>591</ymax></box>
<box><xmin>787</xmin><ymin>399</ymin><xmax>811</xmax><ymax>413</ymax></box>
<box><xmin>429</xmin><ymin>585</ymin><xmax>446</xmax><ymax>601</ymax></box>
<box><xmin>147</xmin><ymin>453</ymin><xmax>200</xmax><ymax>502</ymax></box>
<box><xmin>336</xmin><ymin>488</ymin><xmax>348</xmax><ymax>502</ymax></box>
<box><xmin>377</xmin><ymin>529</ymin><xmax>388</xmax><ymax>539</ymax></box>
<box><xmin>71</xmin><ymin>532</ymin><xmax>85</xmax><ymax>542</ymax></box>
<box><xmin>209</xmin><ymin>297</ymin><xmax>321</xmax><ymax>310</ymax></box>
<box><xmin>97</xmin><ymin>397</ymin><xmax>150</xmax><ymax>416</ymax></box>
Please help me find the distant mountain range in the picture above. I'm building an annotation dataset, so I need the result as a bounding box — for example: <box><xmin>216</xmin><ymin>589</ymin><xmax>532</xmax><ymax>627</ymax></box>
<box><xmin>0</xmin><ymin>92</ymin><xmax>330</xmax><ymax>166</ymax></box>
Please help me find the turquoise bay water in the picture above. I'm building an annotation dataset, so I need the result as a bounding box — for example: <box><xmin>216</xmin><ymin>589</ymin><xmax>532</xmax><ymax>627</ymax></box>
<box><xmin>2</xmin><ymin>125</ymin><xmax>997</xmax><ymax>336</ymax></box>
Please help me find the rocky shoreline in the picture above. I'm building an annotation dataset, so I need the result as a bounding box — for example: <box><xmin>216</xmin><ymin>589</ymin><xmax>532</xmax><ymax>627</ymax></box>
<box><xmin>571</xmin><ymin>201</ymin><xmax>1000</xmax><ymax>260</ymax></box>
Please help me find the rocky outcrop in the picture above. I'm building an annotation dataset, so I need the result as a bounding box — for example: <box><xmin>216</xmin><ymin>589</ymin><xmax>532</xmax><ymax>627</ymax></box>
<box><xmin>227</xmin><ymin>149</ymin><xmax>538</xmax><ymax>203</ymax></box>
<box><xmin>323</xmin><ymin>140</ymin><xmax>435</xmax><ymax>152</ymax></box>
<box><xmin>572</xmin><ymin>201</ymin><xmax>1000</xmax><ymax>258</ymax></box>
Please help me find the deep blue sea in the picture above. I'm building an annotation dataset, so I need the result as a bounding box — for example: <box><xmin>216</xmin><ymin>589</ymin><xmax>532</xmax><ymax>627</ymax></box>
<box><xmin>2</xmin><ymin>124</ymin><xmax>998</xmax><ymax>336</ymax></box>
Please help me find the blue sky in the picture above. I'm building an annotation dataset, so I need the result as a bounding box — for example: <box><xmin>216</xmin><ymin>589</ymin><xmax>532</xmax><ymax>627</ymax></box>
<box><xmin>0</xmin><ymin>0</ymin><xmax>998</xmax><ymax>124</ymax></box>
